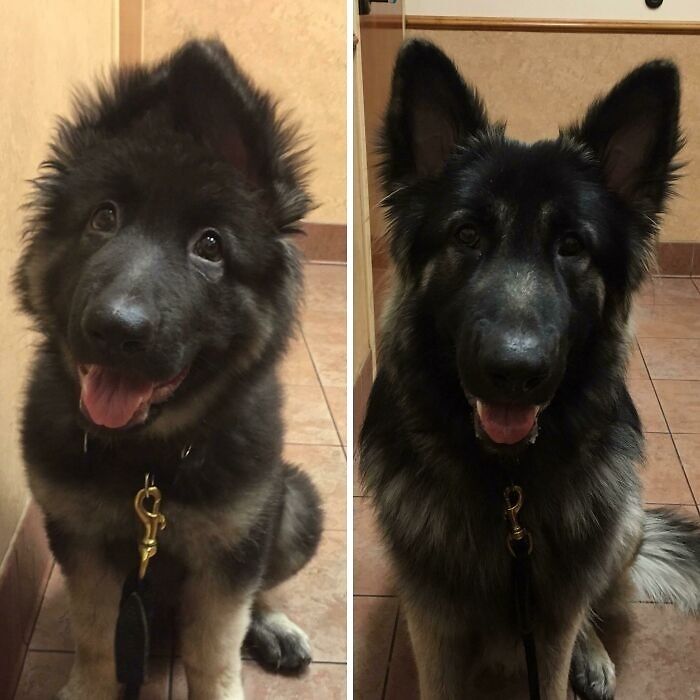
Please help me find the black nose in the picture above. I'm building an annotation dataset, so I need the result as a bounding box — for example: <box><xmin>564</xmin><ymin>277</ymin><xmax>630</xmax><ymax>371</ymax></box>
<box><xmin>83</xmin><ymin>301</ymin><xmax>155</xmax><ymax>356</ymax></box>
<box><xmin>481</xmin><ymin>333</ymin><xmax>552</xmax><ymax>397</ymax></box>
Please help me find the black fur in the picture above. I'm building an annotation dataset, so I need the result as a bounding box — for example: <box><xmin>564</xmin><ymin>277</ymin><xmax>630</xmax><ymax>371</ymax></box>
<box><xmin>361</xmin><ymin>39</ymin><xmax>698</xmax><ymax>699</ymax></box>
<box><xmin>15</xmin><ymin>38</ymin><xmax>322</xmax><ymax>693</ymax></box>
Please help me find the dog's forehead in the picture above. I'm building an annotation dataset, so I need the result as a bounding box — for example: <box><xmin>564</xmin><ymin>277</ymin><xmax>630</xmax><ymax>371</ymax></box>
<box><xmin>78</xmin><ymin>134</ymin><xmax>248</xmax><ymax>212</ymax></box>
<box><xmin>462</xmin><ymin>144</ymin><xmax>591</xmax><ymax>232</ymax></box>
<box><xmin>489</xmin><ymin>197</ymin><xmax>556</xmax><ymax>231</ymax></box>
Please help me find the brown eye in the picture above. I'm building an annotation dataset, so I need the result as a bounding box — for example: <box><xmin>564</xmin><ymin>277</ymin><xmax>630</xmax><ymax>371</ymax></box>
<box><xmin>90</xmin><ymin>202</ymin><xmax>118</xmax><ymax>232</ymax></box>
<box><xmin>193</xmin><ymin>229</ymin><xmax>223</xmax><ymax>262</ymax></box>
<box><xmin>558</xmin><ymin>234</ymin><xmax>584</xmax><ymax>257</ymax></box>
<box><xmin>455</xmin><ymin>225</ymin><xmax>480</xmax><ymax>249</ymax></box>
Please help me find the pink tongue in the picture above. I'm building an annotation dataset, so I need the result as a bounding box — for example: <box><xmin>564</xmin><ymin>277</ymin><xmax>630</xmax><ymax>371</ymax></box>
<box><xmin>80</xmin><ymin>366</ymin><xmax>155</xmax><ymax>429</ymax></box>
<box><xmin>479</xmin><ymin>403</ymin><xmax>537</xmax><ymax>445</ymax></box>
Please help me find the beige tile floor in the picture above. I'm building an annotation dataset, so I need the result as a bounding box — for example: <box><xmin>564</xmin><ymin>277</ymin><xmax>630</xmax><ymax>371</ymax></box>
<box><xmin>354</xmin><ymin>275</ymin><xmax>700</xmax><ymax>700</ymax></box>
<box><xmin>13</xmin><ymin>262</ymin><xmax>347</xmax><ymax>699</ymax></box>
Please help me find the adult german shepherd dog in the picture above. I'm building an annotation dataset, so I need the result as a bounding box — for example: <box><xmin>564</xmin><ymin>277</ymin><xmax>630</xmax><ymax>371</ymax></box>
<box><xmin>15</xmin><ymin>40</ymin><xmax>322</xmax><ymax>699</ymax></box>
<box><xmin>360</xmin><ymin>40</ymin><xmax>700</xmax><ymax>699</ymax></box>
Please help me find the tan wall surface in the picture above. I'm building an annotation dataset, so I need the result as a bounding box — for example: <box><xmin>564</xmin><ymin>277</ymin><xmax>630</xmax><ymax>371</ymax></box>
<box><xmin>143</xmin><ymin>0</ymin><xmax>346</xmax><ymax>224</ymax></box>
<box><xmin>408</xmin><ymin>29</ymin><xmax>700</xmax><ymax>242</ymax></box>
<box><xmin>0</xmin><ymin>2</ymin><xmax>116</xmax><ymax>569</ymax></box>
<box><xmin>360</xmin><ymin>16</ymin><xmax>405</xmax><ymax>266</ymax></box>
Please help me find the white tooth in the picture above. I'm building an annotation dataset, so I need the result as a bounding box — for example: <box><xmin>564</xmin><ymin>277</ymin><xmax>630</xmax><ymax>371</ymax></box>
<box><xmin>476</xmin><ymin>400</ymin><xmax>484</xmax><ymax>418</ymax></box>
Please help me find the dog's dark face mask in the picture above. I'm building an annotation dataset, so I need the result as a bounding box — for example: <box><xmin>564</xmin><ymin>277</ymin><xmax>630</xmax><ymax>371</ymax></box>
<box><xmin>380</xmin><ymin>40</ymin><xmax>681</xmax><ymax>454</ymax></box>
<box><xmin>16</xmin><ymin>40</ymin><xmax>311</xmax><ymax>435</ymax></box>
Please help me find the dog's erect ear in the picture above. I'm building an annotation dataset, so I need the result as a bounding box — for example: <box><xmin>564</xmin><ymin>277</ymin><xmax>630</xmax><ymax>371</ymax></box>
<box><xmin>570</xmin><ymin>60</ymin><xmax>682</xmax><ymax>213</ymax></box>
<box><xmin>167</xmin><ymin>39</ymin><xmax>311</xmax><ymax>225</ymax></box>
<box><xmin>381</xmin><ymin>39</ymin><xmax>488</xmax><ymax>184</ymax></box>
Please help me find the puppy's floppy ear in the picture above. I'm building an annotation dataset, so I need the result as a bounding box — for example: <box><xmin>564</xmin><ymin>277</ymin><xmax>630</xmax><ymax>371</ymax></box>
<box><xmin>382</xmin><ymin>39</ymin><xmax>488</xmax><ymax>184</ymax></box>
<box><xmin>569</xmin><ymin>60</ymin><xmax>682</xmax><ymax>214</ymax></box>
<box><xmin>167</xmin><ymin>39</ymin><xmax>311</xmax><ymax>225</ymax></box>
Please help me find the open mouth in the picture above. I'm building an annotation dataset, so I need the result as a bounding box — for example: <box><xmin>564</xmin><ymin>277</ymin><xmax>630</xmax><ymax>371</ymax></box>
<box><xmin>78</xmin><ymin>364</ymin><xmax>189</xmax><ymax>430</ymax></box>
<box><xmin>472</xmin><ymin>400</ymin><xmax>543</xmax><ymax>447</ymax></box>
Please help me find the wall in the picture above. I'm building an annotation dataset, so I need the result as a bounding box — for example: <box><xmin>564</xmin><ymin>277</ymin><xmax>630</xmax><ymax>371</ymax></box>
<box><xmin>0</xmin><ymin>3</ymin><xmax>117</xmax><ymax>571</ymax></box>
<box><xmin>142</xmin><ymin>0</ymin><xmax>346</xmax><ymax>224</ymax></box>
<box><xmin>407</xmin><ymin>0</ymin><xmax>700</xmax><ymax>21</ymax></box>
<box><xmin>360</xmin><ymin>11</ymin><xmax>405</xmax><ymax>268</ymax></box>
<box><xmin>407</xmin><ymin>29</ymin><xmax>700</xmax><ymax>242</ymax></box>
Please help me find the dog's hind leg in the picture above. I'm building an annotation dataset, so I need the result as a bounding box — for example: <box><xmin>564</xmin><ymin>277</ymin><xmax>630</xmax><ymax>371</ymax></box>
<box><xmin>244</xmin><ymin>463</ymin><xmax>322</xmax><ymax>672</ymax></box>
<box><xmin>260</xmin><ymin>463</ymin><xmax>323</xmax><ymax>589</ymax></box>
<box><xmin>569</xmin><ymin>618</ymin><xmax>616</xmax><ymax>700</ymax></box>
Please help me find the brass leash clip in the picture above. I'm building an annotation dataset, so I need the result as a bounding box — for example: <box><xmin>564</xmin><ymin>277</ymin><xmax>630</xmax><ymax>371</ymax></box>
<box><xmin>134</xmin><ymin>473</ymin><xmax>166</xmax><ymax>580</ymax></box>
<box><xmin>504</xmin><ymin>484</ymin><xmax>533</xmax><ymax>557</ymax></box>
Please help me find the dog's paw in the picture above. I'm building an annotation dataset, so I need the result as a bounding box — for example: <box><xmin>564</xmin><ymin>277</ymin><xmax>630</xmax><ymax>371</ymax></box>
<box><xmin>54</xmin><ymin>681</ymin><xmax>119</xmax><ymax>700</ymax></box>
<box><xmin>570</xmin><ymin>643</ymin><xmax>616</xmax><ymax>700</ymax></box>
<box><xmin>245</xmin><ymin>610</ymin><xmax>312</xmax><ymax>673</ymax></box>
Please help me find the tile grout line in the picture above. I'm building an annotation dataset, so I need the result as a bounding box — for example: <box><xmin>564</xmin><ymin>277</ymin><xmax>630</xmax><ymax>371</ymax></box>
<box><xmin>667</xmin><ymin>433</ymin><xmax>700</xmax><ymax>508</ymax></box>
<box><xmin>645</xmin><ymin>501</ymin><xmax>698</xmax><ymax>507</ymax></box>
<box><xmin>300</xmin><ymin>329</ymin><xmax>345</xmax><ymax>448</ymax></box>
<box><xmin>355</xmin><ymin>593</ymin><xmax>398</xmax><ymax>600</ymax></box>
<box><xmin>285</xmin><ymin>441</ymin><xmax>347</xmax><ymax>447</ymax></box>
<box><xmin>304</xmin><ymin>261</ymin><xmax>347</xmax><ymax>267</ymax></box>
<box><xmin>380</xmin><ymin>605</ymin><xmax>401</xmax><ymax>700</ymax></box>
<box><xmin>13</xmin><ymin>560</ymin><xmax>57</xmax><ymax>699</ymax></box>
<box><xmin>302</xmin><ymin>660</ymin><xmax>349</xmax><ymax>666</ymax></box>
<box><xmin>638</xmin><ymin>338</ymin><xmax>699</xmax><ymax>506</ymax></box>
<box><xmin>637</xmin><ymin>337</ymin><xmax>700</xmax><ymax>341</ymax></box>
<box><xmin>26</xmin><ymin>558</ymin><xmax>55</xmax><ymax>642</ymax></box>
<box><xmin>636</xmin><ymin>338</ymin><xmax>671</xmax><ymax>434</ymax></box>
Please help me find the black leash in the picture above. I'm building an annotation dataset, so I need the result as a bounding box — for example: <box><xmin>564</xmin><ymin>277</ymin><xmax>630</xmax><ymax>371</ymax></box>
<box><xmin>82</xmin><ymin>436</ymin><xmax>192</xmax><ymax>699</ymax></box>
<box><xmin>115</xmin><ymin>568</ymin><xmax>154</xmax><ymax>700</ymax></box>
<box><xmin>114</xmin><ymin>474</ymin><xmax>167</xmax><ymax>699</ymax></box>
<box><xmin>504</xmin><ymin>485</ymin><xmax>541</xmax><ymax>700</ymax></box>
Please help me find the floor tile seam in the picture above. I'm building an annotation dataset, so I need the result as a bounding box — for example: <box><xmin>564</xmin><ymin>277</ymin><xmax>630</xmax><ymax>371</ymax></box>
<box><xmin>636</xmin><ymin>339</ymin><xmax>671</xmax><ymax>434</ymax></box>
<box><xmin>300</xmin><ymin>330</ymin><xmax>345</xmax><ymax>447</ymax></box>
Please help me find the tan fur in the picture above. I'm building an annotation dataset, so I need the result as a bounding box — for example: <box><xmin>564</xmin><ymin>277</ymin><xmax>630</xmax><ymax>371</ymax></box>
<box><xmin>180</xmin><ymin>574</ymin><xmax>253</xmax><ymax>700</ymax></box>
<box><xmin>540</xmin><ymin>610</ymin><xmax>585</xmax><ymax>700</ymax></box>
<box><xmin>56</xmin><ymin>554</ymin><xmax>122</xmax><ymax>700</ymax></box>
<box><xmin>29</xmin><ymin>471</ymin><xmax>270</xmax><ymax>573</ymax></box>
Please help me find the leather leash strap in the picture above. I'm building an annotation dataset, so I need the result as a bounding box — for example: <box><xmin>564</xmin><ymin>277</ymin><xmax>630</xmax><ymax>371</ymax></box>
<box><xmin>504</xmin><ymin>485</ymin><xmax>541</xmax><ymax>700</ymax></box>
<box><xmin>115</xmin><ymin>474</ymin><xmax>166</xmax><ymax>700</ymax></box>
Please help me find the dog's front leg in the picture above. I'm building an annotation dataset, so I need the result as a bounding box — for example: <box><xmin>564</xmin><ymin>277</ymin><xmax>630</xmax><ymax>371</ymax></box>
<box><xmin>404</xmin><ymin>603</ymin><xmax>481</xmax><ymax>700</ymax></box>
<box><xmin>180</xmin><ymin>573</ymin><xmax>253</xmax><ymax>700</ymax></box>
<box><xmin>540</xmin><ymin>611</ymin><xmax>585</xmax><ymax>700</ymax></box>
<box><xmin>56</xmin><ymin>553</ymin><xmax>122</xmax><ymax>700</ymax></box>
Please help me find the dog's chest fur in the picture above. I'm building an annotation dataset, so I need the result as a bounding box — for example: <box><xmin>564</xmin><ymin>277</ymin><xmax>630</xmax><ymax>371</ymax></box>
<box><xmin>363</xmin><ymin>375</ymin><xmax>645</xmax><ymax>637</ymax></box>
<box><xmin>29</xmin><ymin>465</ymin><xmax>274</xmax><ymax>572</ymax></box>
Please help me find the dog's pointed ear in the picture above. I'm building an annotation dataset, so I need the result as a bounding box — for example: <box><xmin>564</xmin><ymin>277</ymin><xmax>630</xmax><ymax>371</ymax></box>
<box><xmin>167</xmin><ymin>40</ymin><xmax>265</xmax><ymax>182</ymax></box>
<box><xmin>166</xmin><ymin>39</ymin><xmax>311</xmax><ymax>224</ymax></box>
<box><xmin>570</xmin><ymin>60</ymin><xmax>682</xmax><ymax>212</ymax></box>
<box><xmin>381</xmin><ymin>39</ymin><xmax>489</xmax><ymax>184</ymax></box>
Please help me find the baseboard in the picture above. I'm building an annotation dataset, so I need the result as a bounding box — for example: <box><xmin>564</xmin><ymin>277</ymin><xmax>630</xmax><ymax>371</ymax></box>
<box><xmin>0</xmin><ymin>500</ymin><xmax>52</xmax><ymax>699</ymax></box>
<box><xmin>294</xmin><ymin>221</ymin><xmax>346</xmax><ymax>263</ymax></box>
<box><xmin>656</xmin><ymin>242</ymin><xmax>699</xmax><ymax>276</ymax></box>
